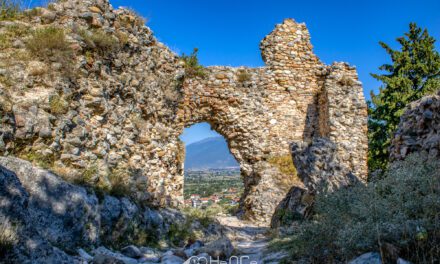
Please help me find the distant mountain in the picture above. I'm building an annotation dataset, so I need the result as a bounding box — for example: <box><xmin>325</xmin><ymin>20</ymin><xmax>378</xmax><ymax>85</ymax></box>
<box><xmin>184</xmin><ymin>137</ymin><xmax>239</xmax><ymax>170</ymax></box>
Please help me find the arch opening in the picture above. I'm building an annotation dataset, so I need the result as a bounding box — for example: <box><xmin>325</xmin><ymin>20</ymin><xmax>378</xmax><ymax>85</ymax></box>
<box><xmin>179</xmin><ymin>122</ymin><xmax>244</xmax><ymax>213</ymax></box>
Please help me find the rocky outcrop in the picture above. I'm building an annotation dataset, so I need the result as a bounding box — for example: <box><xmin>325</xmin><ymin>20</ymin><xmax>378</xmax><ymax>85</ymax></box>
<box><xmin>0</xmin><ymin>0</ymin><xmax>368</xmax><ymax>224</ymax></box>
<box><xmin>0</xmin><ymin>157</ymin><xmax>219</xmax><ymax>263</ymax></box>
<box><xmin>390</xmin><ymin>91</ymin><xmax>440</xmax><ymax>160</ymax></box>
<box><xmin>271</xmin><ymin>138</ymin><xmax>360</xmax><ymax>228</ymax></box>
<box><xmin>0</xmin><ymin>0</ymin><xmax>184</xmax><ymax>208</ymax></box>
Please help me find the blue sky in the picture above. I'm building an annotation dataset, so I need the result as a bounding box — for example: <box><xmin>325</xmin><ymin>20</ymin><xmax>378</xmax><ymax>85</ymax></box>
<box><xmin>107</xmin><ymin>0</ymin><xmax>440</xmax><ymax>144</ymax></box>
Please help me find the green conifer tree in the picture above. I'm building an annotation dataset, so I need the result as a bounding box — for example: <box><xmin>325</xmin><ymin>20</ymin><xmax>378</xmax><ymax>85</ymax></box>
<box><xmin>368</xmin><ymin>23</ymin><xmax>440</xmax><ymax>172</ymax></box>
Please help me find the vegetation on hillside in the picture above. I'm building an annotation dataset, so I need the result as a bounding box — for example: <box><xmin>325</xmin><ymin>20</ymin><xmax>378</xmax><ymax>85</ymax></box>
<box><xmin>0</xmin><ymin>0</ymin><xmax>21</xmax><ymax>20</ymax></box>
<box><xmin>273</xmin><ymin>153</ymin><xmax>440</xmax><ymax>263</ymax></box>
<box><xmin>368</xmin><ymin>23</ymin><xmax>440</xmax><ymax>172</ymax></box>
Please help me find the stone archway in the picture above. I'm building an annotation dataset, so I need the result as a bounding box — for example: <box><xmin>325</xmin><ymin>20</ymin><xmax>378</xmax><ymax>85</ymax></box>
<box><xmin>174</xmin><ymin>19</ymin><xmax>368</xmax><ymax>224</ymax></box>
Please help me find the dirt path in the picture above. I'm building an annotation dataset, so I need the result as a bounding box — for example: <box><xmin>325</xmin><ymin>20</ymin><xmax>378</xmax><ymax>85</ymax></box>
<box><xmin>217</xmin><ymin>217</ymin><xmax>286</xmax><ymax>264</ymax></box>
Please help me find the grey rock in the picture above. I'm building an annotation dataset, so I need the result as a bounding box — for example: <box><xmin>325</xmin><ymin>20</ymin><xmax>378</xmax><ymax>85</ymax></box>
<box><xmin>349</xmin><ymin>252</ymin><xmax>381</xmax><ymax>264</ymax></box>
<box><xmin>41</xmin><ymin>9</ymin><xmax>57</xmax><ymax>23</ymax></box>
<box><xmin>78</xmin><ymin>248</ymin><xmax>93</xmax><ymax>261</ymax></box>
<box><xmin>184</xmin><ymin>240</ymin><xmax>204</xmax><ymax>257</ymax></box>
<box><xmin>196</xmin><ymin>237</ymin><xmax>234</xmax><ymax>260</ymax></box>
<box><xmin>0</xmin><ymin>156</ymin><xmax>100</xmax><ymax>250</ymax></box>
<box><xmin>93</xmin><ymin>246</ymin><xmax>138</xmax><ymax>264</ymax></box>
<box><xmin>272</xmin><ymin>137</ymin><xmax>361</xmax><ymax>228</ymax></box>
<box><xmin>397</xmin><ymin>258</ymin><xmax>412</xmax><ymax>264</ymax></box>
<box><xmin>0</xmin><ymin>164</ymin><xmax>78</xmax><ymax>264</ymax></box>
<box><xmin>121</xmin><ymin>245</ymin><xmax>143</xmax><ymax>259</ymax></box>
<box><xmin>161</xmin><ymin>254</ymin><xmax>185</xmax><ymax>264</ymax></box>
<box><xmin>391</xmin><ymin>91</ymin><xmax>440</xmax><ymax>161</ymax></box>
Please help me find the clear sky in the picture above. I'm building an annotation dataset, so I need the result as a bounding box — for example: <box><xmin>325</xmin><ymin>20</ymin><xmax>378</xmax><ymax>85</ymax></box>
<box><xmin>106</xmin><ymin>0</ymin><xmax>440</xmax><ymax>144</ymax></box>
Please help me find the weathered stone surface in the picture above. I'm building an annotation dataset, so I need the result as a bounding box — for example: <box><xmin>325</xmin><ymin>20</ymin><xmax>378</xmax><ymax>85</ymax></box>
<box><xmin>0</xmin><ymin>0</ymin><xmax>368</xmax><ymax>224</ymax></box>
<box><xmin>93</xmin><ymin>247</ymin><xmax>138</xmax><ymax>264</ymax></box>
<box><xmin>195</xmin><ymin>237</ymin><xmax>234</xmax><ymax>260</ymax></box>
<box><xmin>161</xmin><ymin>252</ymin><xmax>185</xmax><ymax>264</ymax></box>
<box><xmin>390</xmin><ymin>90</ymin><xmax>440</xmax><ymax>161</ymax></box>
<box><xmin>121</xmin><ymin>245</ymin><xmax>143</xmax><ymax>259</ymax></box>
<box><xmin>0</xmin><ymin>157</ymin><xmax>205</xmax><ymax>263</ymax></box>
<box><xmin>0</xmin><ymin>156</ymin><xmax>101</xmax><ymax>250</ymax></box>
<box><xmin>349</xmin><ymin>252</ymin><xmax>382</xmax><ymax>264</ymax></box>
<box><xmin>271</xmin><ymin>138</ymin><xmax>360</xmax><ymax>228</ymax></box>
<box><xmin>0</xmin><ymin>162</ymin><xmax>79</xmax><ymax>263</ymax></box>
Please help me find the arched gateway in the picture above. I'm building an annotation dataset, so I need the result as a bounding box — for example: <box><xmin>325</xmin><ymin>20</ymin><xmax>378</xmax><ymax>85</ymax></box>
<box><xmin>176</xmin><ymin>19</ymin><xmax>368</xmax><ymax>223</ymax></box>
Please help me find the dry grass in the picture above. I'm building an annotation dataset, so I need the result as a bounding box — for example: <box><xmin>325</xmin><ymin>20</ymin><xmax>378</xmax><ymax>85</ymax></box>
<box><xmin>0</xmin><ymin>23</ymin><xmax>30</xmax><ymax>49</ymax></box>
<box><xmin>79</xmin><ymin>28</ymin><xmax>120</xmax><ymax>55</ymax></box>
<box><xmin>268</xmin><ymin>155</ymin><xmax>298</xmax><ymax>178</ymax></box>
<box><xmin>49</xmin><ymin>94</ymin><xmax>69</xmax><ymax>115</ymax></box>
<box><xmin>108</xmin><ymin>166</ymin><xmax>131</xmax><ymax>197</ymax></box>
<box><xmin>26</xmin><ymin>26</ymin><xmax>74</xmax><ymax>74</ymax></box>
<box><xmin>237</xmin><ymin>69</ymin><xmax>252</xmax><ymax>83</ymax></box>
<box><xmin>0</xmin><ymin>219</ymin><xmax>18</xmax><ymax>259</ymax></box>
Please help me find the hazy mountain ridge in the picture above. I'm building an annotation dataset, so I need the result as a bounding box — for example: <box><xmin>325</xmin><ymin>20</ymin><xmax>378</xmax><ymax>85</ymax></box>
<box><xmin>184</xmin><ymin>137</ymin><xmax>239</xmax><ymax>170</ymax></box>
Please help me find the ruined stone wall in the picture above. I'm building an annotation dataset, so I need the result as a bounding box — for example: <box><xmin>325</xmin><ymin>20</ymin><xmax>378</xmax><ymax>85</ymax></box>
<box><xmin>178</xmin><ymin>19</ymin><xmax>368</xmax><ymax>223</ymax></box>
<box><xmin>0</xmin><ymin>0</ymin><xmax>368</xmax><ymax>225</ymax></box>
<box><xmin>390</xmin><ymin>90</ymin><xmax>440</xmax><ymax>160</ymax></box>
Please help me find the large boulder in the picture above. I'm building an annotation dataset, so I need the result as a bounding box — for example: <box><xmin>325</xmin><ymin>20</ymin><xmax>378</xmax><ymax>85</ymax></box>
<box><xmin>0</xmin><ymin>163</ymin><xmax>79</xmax><ymax>263</ymax></box>
<box><xmin>195</xmin><ymin>237</ymin><xmax>234</xmax><ymax>260</ymax></box>
<box><xmin>0</xmin><ymin>156</ymin><xmax>100</xmax><ymax>250</ymax></box>
<box><xmin>271</xmin><ymin>138</ymin><xmax>361</xmax><ymax>228</ymax></box>
<box><xmin>0</xmin><ymin>157</ymin><xmax>194</xmax><ymax>263</ymax></box>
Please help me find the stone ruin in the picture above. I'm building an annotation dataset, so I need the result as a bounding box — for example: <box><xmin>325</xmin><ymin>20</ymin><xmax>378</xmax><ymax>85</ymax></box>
<box><xmin>0</xmin><ymin>0</ymin><xmax>368</xmax><ymax>224</ymax></box>
<box><xmin>178</xmin><ymin>19</ymin><xmax>368</xmax><ymax>223</ymax></box>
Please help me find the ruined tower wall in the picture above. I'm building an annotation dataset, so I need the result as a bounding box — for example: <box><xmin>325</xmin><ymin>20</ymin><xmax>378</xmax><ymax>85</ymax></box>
<box><xmin>178</xmin><ymin>19</ymin><xmax>368</xmax><ymax>223</ymax></box>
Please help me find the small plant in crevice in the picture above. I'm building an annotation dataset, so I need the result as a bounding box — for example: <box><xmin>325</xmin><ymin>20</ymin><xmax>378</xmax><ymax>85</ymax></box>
<box><xmin>237</xmin><ymin>69</ymin><xmax>252</xmax><ymax>83</ymax></box>
<box><xmin>180</xmin><ymin>48</ymin><xmax>206</xmax><ymax>79</ymax></box>
<box><xmin>49</xmin><ymin>94</ymin><xmax>69</xmax><ymax>115</ymax></box>
<box><xmin>108</xmin><ymin>165</ymin><xmax>132</xmax><ymax>198</ymax></box>
<box><xmin>268</xmin><ymin>154</ymin><xmax>300</xmax><ymax>185</ymax></box>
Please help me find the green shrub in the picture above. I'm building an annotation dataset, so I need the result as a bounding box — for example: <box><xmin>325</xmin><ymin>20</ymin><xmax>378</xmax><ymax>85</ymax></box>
<box><xmin>79</xmin><ymin>29</ymin><xmax>120</xmax><ymax>55</ymax></box>
<box><xmin>180</xmin><ymin>48</ymin><xmax>206</xmax><ymax>79</ymax></box>
<box><xmin>167</xmin><ymin>221</ymin><xmax>196</xmax><ymax>247</ymax></box>
<box><xmin>182</xmin><ymin>205</ymin><xmax>222</xmax><ymax>228</ymax></box>
<box><xmin>277</xmin><ymin>153</ymin><xmax>440</xmax><ymax>263</ymax></box>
